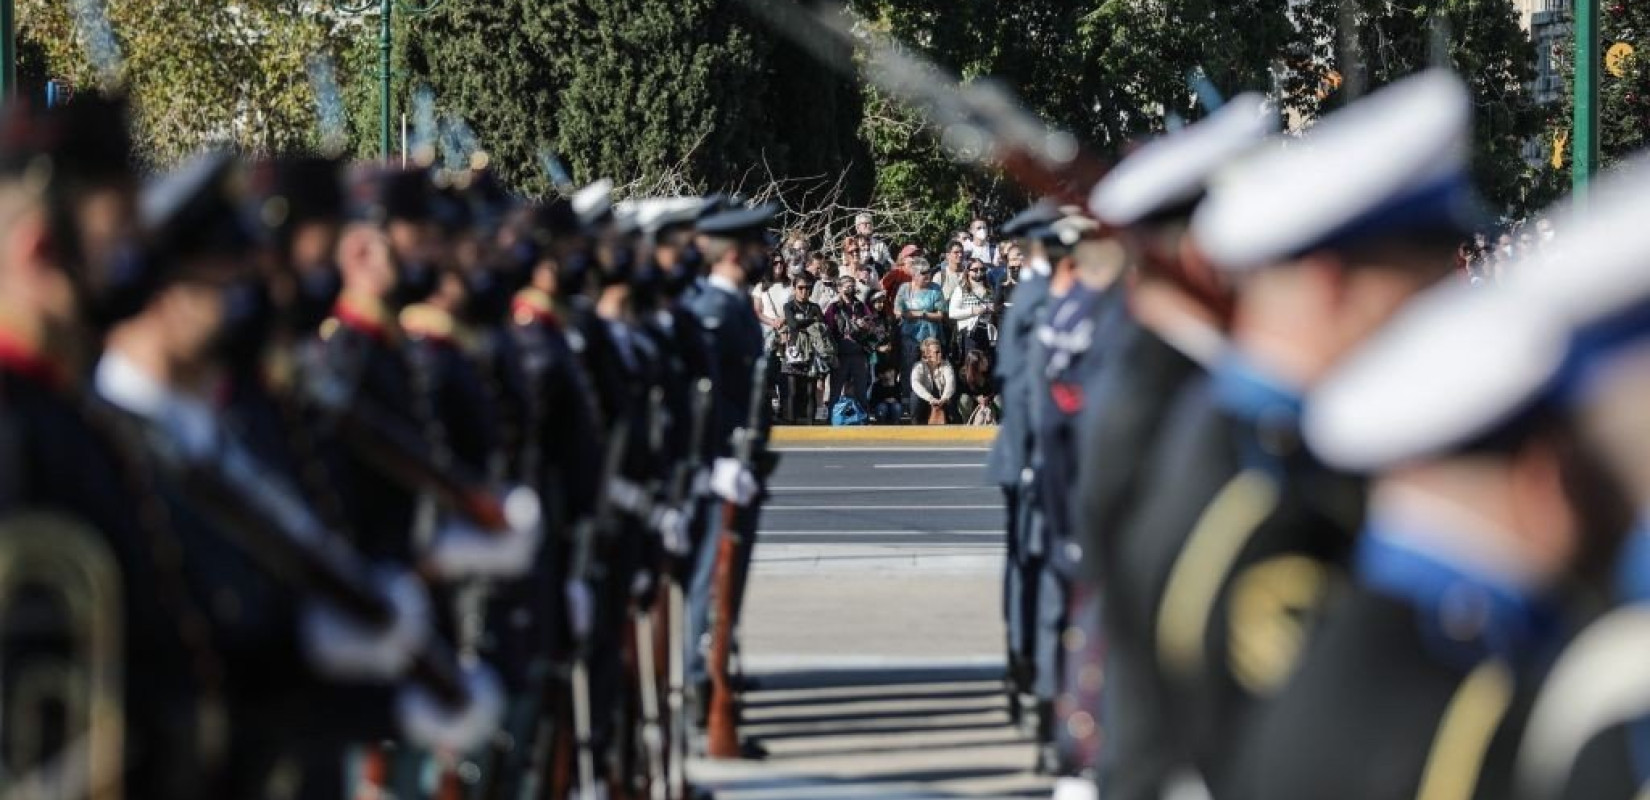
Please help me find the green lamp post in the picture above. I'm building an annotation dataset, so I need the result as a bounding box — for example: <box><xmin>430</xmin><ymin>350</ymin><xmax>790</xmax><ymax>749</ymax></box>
<box><xmin>0</xmin><ymin>0</ymin><xmax>14</xmax><ymax>98</ymax></box>
<box><xmin>1574</xmin><ymin>0</ymin><xmax>1600</xmax><ymax>202</ymax></box>
<box><xmin>337</xmin><ymin>0</ymin><xmax>445</xmax><ymax>160</ymax></box>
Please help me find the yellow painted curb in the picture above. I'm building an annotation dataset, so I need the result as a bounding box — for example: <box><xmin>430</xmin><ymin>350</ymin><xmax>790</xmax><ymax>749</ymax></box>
<box><xmin>768</xmin><ymin>425</ymin><xmax>999</xmax><ymax>445</ymax></box>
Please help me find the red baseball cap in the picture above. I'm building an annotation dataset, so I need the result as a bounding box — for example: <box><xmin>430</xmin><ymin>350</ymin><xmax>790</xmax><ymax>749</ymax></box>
<box><xmin>899</xmin><ymin>243</ymin><xmax>922</xmax><ymax>260</ymax></box>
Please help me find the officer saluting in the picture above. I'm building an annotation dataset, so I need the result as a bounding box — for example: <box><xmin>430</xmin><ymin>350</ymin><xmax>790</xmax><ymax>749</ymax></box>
<box><xmin>1079</xmin><ymin>92</ymin><xmax>1275</xmax><ymax>799</ymax></box>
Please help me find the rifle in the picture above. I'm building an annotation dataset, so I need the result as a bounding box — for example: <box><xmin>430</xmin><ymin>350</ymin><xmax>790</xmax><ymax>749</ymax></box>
<box><xmin>667</xmin><ymin>378</ymin><xmax>714</xmax><ymax>798</ymax></box>
<box><xmin>303</xmin><ymin>357</ymin><xmax>535</xmax><ymax>536</ymax></box>
<box><xmin>567</xmin><ymin>421</ymin><xmax>630</xmax><ymax>800</ymax></box>
<box><xmin>632</xmin><ymin>386</ymin><xmax>670</xmax><ymax>799</ymax></box>
<box><xmin>705</xmin><ymin>352</ymin><xmax>772</xmax><ymax>759</ymax></box>
<box><xmin>97</xmin><ymin>406</ymin><xmax>473</xmax><ymax>710</ymax></box>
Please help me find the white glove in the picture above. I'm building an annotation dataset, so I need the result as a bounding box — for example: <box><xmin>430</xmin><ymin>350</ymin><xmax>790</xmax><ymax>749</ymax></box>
<box><xmin>426</xmin><ymin>486</ymin><xmax>544</xmax><ymax>579</ymax></box>
<box><xmin>565</xmin><ymin>578</ymin><xmax>594</xmax><ymax>640</ymax></box>
<box><xmin>651</xmin><ymin>504</ymin><xmax>690</xmax><ymax>556</ymax></box>
<box><xmin>396</xmin><ymin>658</ymin><xmax>505</xmax><ymax>753</ymax></box>
<box><xmin>709</xmin><ymin>457</ymin><xmax>757</xmax><ymax>507</ymax></box>
<box><xmin>301</xmin><ymin>568</ymin><xmax>431</xmax><ymax>681</ymax></box>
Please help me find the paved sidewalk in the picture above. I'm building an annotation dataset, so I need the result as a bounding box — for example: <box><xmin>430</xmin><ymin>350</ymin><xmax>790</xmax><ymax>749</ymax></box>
<box><xmin>689</xmin><ymin>664</ymin><xmax>1048</xmax><ymax>800</ymax></box>
<box><xmin>687</xmin><ymin>541</ymin><xmax>1051</xmax><ymax>798</ymax></box>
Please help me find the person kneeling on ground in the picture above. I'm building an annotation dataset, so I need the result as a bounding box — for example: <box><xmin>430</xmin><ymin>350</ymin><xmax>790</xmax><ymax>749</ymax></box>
<box><xmin>957</xmin><ymin>349</ymin><xmax>1001</xmax><ymax>425</ymax></box>
<box><xmin>911</xmin><ymin>336</ymin><xmax>957</xmax><ymax>425</ymax></box>
<box><xmin>870</xmin><ymin>364</ymin><xmax>905</xmax><ymax>424</ymax></box>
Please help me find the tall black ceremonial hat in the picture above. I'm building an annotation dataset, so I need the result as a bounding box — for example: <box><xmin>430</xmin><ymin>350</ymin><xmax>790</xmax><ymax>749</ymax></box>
<box><xmin>346</xmin><ymin>163</ymin><xmax>433</xmax><ymax>225</ymax></box>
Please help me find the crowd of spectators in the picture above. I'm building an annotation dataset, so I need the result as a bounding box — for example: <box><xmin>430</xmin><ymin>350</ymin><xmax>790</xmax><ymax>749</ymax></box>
<box><xmin>755</xmin><ymin>212</ymin><xmax>1022</xmax><ymax>425</ymax></box>
<box><xmin>1459</xmin><ymin>217</ymin><xmax>1554</xmax><ymax>286</ymax></box>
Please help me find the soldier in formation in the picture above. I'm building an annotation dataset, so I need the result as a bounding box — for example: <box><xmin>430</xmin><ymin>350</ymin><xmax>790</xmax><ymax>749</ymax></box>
<box><xmin>992</xmin><ymin>61</ymin><xmax>1650</xmax><ymax>800</ymax></box>
<box><xmin>0</xmin><ymin>86</ymin><xmax>780</xmax><ymax>800</ymax></box>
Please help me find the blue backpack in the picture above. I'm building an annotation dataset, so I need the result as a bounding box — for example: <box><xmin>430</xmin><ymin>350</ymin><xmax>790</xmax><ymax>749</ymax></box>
<box><xmin>831</xmin><ymin>395</ymin><xmax>870</xmax><ymax>426</ymax></box>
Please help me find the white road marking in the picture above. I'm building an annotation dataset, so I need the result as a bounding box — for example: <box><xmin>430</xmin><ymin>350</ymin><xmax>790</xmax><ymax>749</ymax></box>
<box><xmin>758</xmin><ymin>529</ymin><xmax>1001</xmax><ymax>537</ymax></box>
<box><xmin>768</xmin><ymin>485</ymin><xmax>979</xmax><ymax>492</ymax></box>
<box><xmin>872</xmin><ymin>463</ymin><xmax>985</xmax><ymax>469</ymax></box>
<box><xmin>771</xmin><ymin>446</ymin><xmax>991</xmax><ymax>453</ymax></box>
<box><xmin>765</xmin><ymin>505</ymin><xmax>1003</xmax><ymax>512</ymax></box>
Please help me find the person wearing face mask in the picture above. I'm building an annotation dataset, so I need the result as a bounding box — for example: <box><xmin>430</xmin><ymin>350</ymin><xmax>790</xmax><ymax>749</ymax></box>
<box><xmin>99</xmin><ymin>150</ymin><xmax>506</xmax><ymax>798</ymax></box>
<box><xmin>0</xmin><ymin>91</ymin><xmax>237</xmax><ymax>800</ymax></box>
<box><xmin>967</xmin><ymin>217</ymin><xmax>1000</xmax><ymax>266</ymax></box>
<box><xmin>400</xmin><ymin>179</ymin><xmax>500</xmax><ymax>478</ymax></box>
<box><xmin>824</xmin><ymin>272</ymin><xmax>877</xmax><ymax>408</ymax></box>
<box><xmin>985</xmin><ymin>200</ymin><xmax>1062</xmax><ymax>730</ymax></box>
<box><xmin>317</xmin><ymin>164</ymin><xmax>443</xmax><ymax>566</ymax></box>
<box><xmin>687</xmin><ymin>200</ymin><xmax>780</xmax><ymax>757</ymax></box>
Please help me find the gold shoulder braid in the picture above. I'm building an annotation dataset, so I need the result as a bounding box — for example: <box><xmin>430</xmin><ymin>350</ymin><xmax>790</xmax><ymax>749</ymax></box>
<box><xmin>1156</xmin><ymin>469</ymin><xmax>1279</xmax><ymax>682</ymax></box>
<box><xmin>1415</xmin><ymin>660</ymin><xmax>1514</xmax><ymax>800</ymax></box>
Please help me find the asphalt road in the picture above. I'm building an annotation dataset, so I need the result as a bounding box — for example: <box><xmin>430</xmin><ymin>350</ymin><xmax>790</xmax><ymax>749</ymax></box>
<box><xmin>690</xmin><ymin>440</ymin><xmax>1048</xmax><ymax>798</ymax></box>
<box><xmin>759</xmin><ymin>446</ymin><xmax>1005</xmax><ymax>546</ymax></box>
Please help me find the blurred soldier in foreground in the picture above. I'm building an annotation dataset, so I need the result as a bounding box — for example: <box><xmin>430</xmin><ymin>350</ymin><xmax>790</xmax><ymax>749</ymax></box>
<box><xmin>1022</xmin><ymin>208</ymin><xmax>1128</xmax><ymax>781</ymax></box>
<box><xmin>1179</xmin><ymin>69</ymin><xmax>1588</xmax><ymax>799</ymax></box>
<box><xmin>1079</xmin><ymin>92</ymin><xmax>1274</xmax><ymax>799</ymax></box>
<box><xmin>0</xmin><ymin>90</ymin><xmax>222</xmax><ymax>799</ymax></box>
<box><xmin>1252</xmin><ymin>179</ymin><xmax>1640</xmax><ymax>799</ymax></box>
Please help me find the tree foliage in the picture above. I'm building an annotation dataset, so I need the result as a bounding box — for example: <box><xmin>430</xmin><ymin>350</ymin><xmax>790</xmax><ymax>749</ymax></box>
<box><xmin>18</xmin><ymin>0</ymin><xmax>350</xmax><ymax>165</ymax></box>
<box><xmin>1539</xmin><ymin>0</ymin><xmax>1650</xmax><ymax>199</ymax></box>
<box><xmin>1282</xmin><ymin>0</ymin><xmax>1548</xmax><ymax>215</ymax></box>
<box><xmin>16</xmin><ymin>0</ymin><xmax>1559</xmax><ymax>237</ymax></box>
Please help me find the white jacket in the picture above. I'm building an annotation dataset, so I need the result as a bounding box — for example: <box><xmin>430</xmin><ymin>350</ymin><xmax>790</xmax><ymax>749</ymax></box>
<box><xmin>910</xmin><ymin>360</ymin><xmax>957</xmax><ymax>404</ymax></box>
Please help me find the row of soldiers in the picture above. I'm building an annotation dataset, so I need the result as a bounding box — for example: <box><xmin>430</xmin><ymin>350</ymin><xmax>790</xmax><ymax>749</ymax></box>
<box><xmin>0</xmin><ymin>88</ymin><xmax>781</xmax><ymax>799</ymax></box>
<box><xmin>993</xmin><ymin>66</ymin><xmax>1650</xmax><ymax>800</ymax></box>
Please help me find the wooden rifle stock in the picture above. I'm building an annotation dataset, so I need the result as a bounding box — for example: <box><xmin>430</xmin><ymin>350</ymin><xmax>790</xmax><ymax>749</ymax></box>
<box><xmin>706</xmin><ymin>354</ymin><xmax>770</xmax><ymax>760</ymax></box>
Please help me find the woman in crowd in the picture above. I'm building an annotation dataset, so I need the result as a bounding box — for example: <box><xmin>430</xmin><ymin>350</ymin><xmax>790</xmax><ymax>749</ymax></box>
<box><xmin>948</xmin><ymin>257</ymin><xmax>999</xmax><ymax>363</ymax></box>
<box><xmin>778</xmin><ymin>276</ymin><xmax>834</xmax><ymax>424</ymax></box>
<box><xmin>910</xmin><ymin>336</ymin><xmax>957</xmax><ymax>425</ymax></box>
<box><xmin>957</xmin><ymin>349</ymin><xmax>1000</xmax><ymax>425</ymax></box>
<box><xmin>753</xmin><ymin>256</ymin><xmax>792</xmax><ymax>411</ymax></box>
<box><xmin>895</xmin><ymin>259</ymin><xmax>947</xmax><ymax>418</ymax></box>
<box><xmin>866</xmin><ymin>289</ymin><xmax>899</xmax><ymax>376</ymax></box>
<box><xmin>824</xmin><ymin>273</ymin><xmax>877</xmax><ymax>407</ymax></box>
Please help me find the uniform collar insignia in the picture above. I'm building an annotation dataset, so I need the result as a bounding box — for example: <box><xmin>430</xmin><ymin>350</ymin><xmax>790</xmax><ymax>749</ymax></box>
<box><xmin>331</xmin><ymin>293</ymin><xmax>397</xmax><ymax>342</ymax></box>
<box><xmin>0</xmin><ymin>324</ymin><xmax>68</xmax><ymax>390</ymax></box>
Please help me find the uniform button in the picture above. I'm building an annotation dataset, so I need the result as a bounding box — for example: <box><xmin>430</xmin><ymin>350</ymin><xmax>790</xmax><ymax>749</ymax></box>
<box><xmin>1079</xmin><ymin>664</ymin><xmax>1104</xmax><ymax>693</ymax></box>
<box><xmin>1066</xmin><ymin>711</ymin><xmax>1097</xmax><ymax>740</ymax></box>
<box><xmin>1440</xmin><ymin>583</ymin><xmax>1491</xmax><ymax>642</ymax></box>
<box><xmin>1063</xmin><ymin>626</ymin><xmax>1086</xmax><ymax>652</ymax></box>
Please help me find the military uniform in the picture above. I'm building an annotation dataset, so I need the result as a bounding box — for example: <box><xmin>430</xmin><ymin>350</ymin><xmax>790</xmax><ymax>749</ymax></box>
<box><xmin>986</xmin><ymin>202</ymin><xmax>1059</xmax><ymax>712</ymax></box>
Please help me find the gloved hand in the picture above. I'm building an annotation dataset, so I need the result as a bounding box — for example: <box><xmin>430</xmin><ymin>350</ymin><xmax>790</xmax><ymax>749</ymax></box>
<box><xmin>301</xmin><ymin>568</ymin><xmax>431</xmax><ymax>681</ymax></box>
<box><xmin>651</xmin><ymin>504</ymin><xmax>691</xmax><ymax>556</ymax></box>
<box><xmin>565</xmin><ymin>578</ymin><xmax>595</xmax><ymax>640</ymax></box>
<box><xmin>709</xmin><ymin>457</ymin><xmax>757</xmax><ymax>507</ymax></box>
<box><xmin>396</xmin><ymin>658</ymin><xmax>505</xmax><ymax>753</ymax></box>
<box><xmin>426</xmin><ymin>486</ymin><xmax>544</xmax><ymax>579</ymax></box>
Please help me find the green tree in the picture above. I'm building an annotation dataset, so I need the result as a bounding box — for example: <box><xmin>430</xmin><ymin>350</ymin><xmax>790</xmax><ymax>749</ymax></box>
<box><xmin>1283</xmin><ymin>0</ymin><xmax>1548</xmax><ymax>215</ymax></box>
<box><xmin>18</xmin><ymin>0</ymin><xmax>353</xmax><ymax>164</ymax></box>
<box><xmin>1537</xmin><ymin>0</ymin><xmax>1650</xmax><ymax>201</ymax></box>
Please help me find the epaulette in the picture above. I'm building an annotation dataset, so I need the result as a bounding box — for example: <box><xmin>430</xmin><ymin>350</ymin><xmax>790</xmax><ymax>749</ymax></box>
<box><xmin>511</xmin><ymin>287</ymin><xmax>560</xmax><ymax>329</ymax></box>
<box><xmin>330</xmin><ymin>295</ymin><xmax>396</xmax><ymax>343</ymax></box>
<box><xmin>0</xmin><ymin>326</ymin><xmax>67</xmax><ymax>390</ymax></box>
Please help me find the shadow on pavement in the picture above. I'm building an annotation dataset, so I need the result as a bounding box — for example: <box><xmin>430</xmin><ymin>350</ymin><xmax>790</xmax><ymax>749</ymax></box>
<box><xmin>693</xmin><ymin>663</ymin><xmax>1051</xmax><ymax>799</ymax></box>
